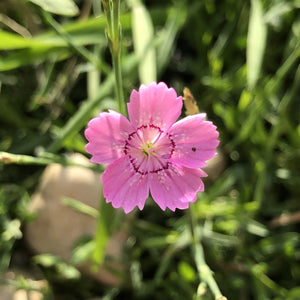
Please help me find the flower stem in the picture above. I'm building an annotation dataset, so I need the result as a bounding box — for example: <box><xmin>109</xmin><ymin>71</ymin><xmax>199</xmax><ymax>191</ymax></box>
<box><xmin>112</xmin><ymin>46</ymin><xmax>125</xmax><ymax>115</ymax></box>
<box><xmin>188</xmin><ymin>206</ymin><xmax>227</xmax><ymax>300</ymax></box>
<box><xmin>102</xmin><ymin>0</ymin><xmax>126</xmax><ymax>115</ymax></box>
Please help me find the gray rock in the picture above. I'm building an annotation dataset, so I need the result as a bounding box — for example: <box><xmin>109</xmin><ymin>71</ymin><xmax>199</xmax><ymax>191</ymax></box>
<box><xmin>25</xmin><ymin>154</ymin><xmax>126</xmax><ymax>286</ymax></box>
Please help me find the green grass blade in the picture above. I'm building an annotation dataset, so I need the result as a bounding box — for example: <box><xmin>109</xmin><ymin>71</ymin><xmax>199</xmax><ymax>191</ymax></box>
<box><xmin>27</xmin><ymin>0</ymin><xmax>79</xmax><ymax>16</ymax></box>
<box><xmin>157</xmin><ymin>4</ymin><xmax>187</xmax><ymax>74</ymax></box>
<box><xmin>92</xmin><ymin>188</ymin><xmax>115</xmax><ymax>267</ymax></box>
<box><xmin>131</xmin><ymin>0</ymin><xmax>156</xmax><ymax>84</ymax></box>
<box><xmin>247</xmin><ymin>0</ymin><xmax>267</xmax><ymax>89</ymax></box>
<box><xmin>0</xmin><ymin>30</ymin><xmax>33</xmax><ymax>49</ymax></box>
<box><xmin>62</xmin><ymin>197</ymin><xmax>99</xmax><ymax>218</ymax></box>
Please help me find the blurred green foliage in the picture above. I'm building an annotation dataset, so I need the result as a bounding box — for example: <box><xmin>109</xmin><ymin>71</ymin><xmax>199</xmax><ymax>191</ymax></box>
<box><xmin>0</xmin><ymin>0</ymin><xmax>300</xmax><ymax>299</ymax></box>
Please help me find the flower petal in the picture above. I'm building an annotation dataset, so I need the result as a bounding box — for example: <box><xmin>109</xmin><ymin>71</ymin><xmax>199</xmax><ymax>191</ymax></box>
<box><xmin>169</xmin><ymin>114</ymin><xmax>219</xmax><ymax>168</ymax></box>
<box><xmin>149</xmin><ymin>164</ymin><xmax>206</xmax><ymax>211</ymax></box>
<box><xmin>85</xmin><ymin>110</ymin><xmax>134</xmax><ymax>164</ymax></box>
<box><xmin>102</xmin><ymin>156</ymin><xmax>149</xmax><ymax>213</ymax></box>
<box><xmin>127</xmin><ymin>82</ymin><xmax>182</xmax><ymax>131</ymax></box>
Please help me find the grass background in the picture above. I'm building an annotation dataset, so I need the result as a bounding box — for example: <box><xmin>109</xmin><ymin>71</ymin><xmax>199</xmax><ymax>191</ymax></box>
<box><xmin>0</xmin><ymin>0</ymin><xmax>300</xmax><ymax>299</ymax></box>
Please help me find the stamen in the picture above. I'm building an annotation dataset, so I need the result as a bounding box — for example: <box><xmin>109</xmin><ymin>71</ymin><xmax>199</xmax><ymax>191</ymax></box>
<box><xmin>124</xmin><ymin>124</ymin><xmax>176</xmax><ymax>175</ymax></box>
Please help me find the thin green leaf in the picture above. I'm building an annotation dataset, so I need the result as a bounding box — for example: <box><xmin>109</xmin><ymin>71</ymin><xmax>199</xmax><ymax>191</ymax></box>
<box><xmin>131</xmin><ymin>0</ymin><xmax>156</xmax><ymax>84</ymax></box>
<box><xmin>28</xmin><ymin>0</ymin><xmax>79</xmax><ymax>16</ymax></box>
<box><xmin>247</xmin><ymin>0</ymin><xmax>267</xmax><ymax>89</ymax></box>
<box><xmin>157</xmin><ymin>4</ymin><xmax>187</xmax><ymax>74</ymax></box>
<box><xmin>92</xmin><ymin>190</ymin><xmax>115</xmax><ymax>267</ymax></box>
<box><xmin>0</xmin><ymin>31</ymin><xmax>33</xmax><ymax>49</ymax></box>
<box><xmin>62</xmin><ymin>197</ymin><xmax>98</xmax><ymax>218</ymax></box>
<box><xmin>0</xmin><ymin>47</ymin><xmax>70</xmax><ymax>71</ymax></box>
<box><xmin>71</xmin><ymin>238</ymin><xmax>95</xmax><ymax>265</ymax></box>
<box><xmin>0</xmin><ymin>14</ymin><xmax>132</xmax><ymax>70</ymax></box>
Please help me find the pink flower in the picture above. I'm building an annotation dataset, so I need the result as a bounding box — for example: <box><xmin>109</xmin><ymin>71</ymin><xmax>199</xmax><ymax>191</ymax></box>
<box><xmin>85</xmin><ymin>82</ymin><xmax>219</xmax><ymax>213</ymax></box>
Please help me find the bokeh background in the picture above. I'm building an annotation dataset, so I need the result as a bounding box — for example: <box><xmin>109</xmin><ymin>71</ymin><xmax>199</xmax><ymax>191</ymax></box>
<box><xmin>0</xmin><ymin>0</ymin><xmax>300</xmax><ymax>299</ymax></box>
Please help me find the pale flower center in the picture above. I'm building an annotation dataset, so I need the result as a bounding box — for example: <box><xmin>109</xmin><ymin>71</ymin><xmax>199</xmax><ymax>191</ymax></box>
<box><xmin>142</xmin><ymin>142</ymin><xmax>154</xmax><ymax>156</ymax></box>
<box><xmin>124</xmin><ymin>124</ymin><xmax>175</xmax><ymax>175</ymax></box>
